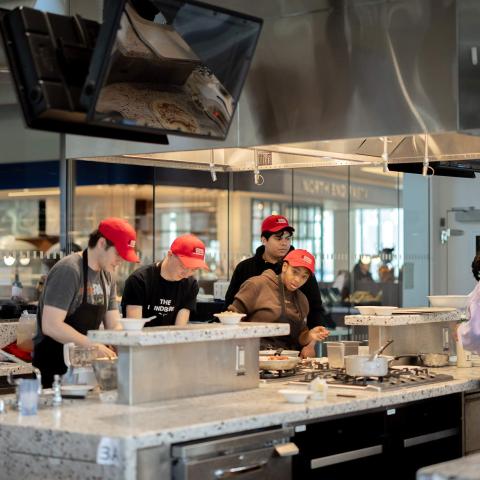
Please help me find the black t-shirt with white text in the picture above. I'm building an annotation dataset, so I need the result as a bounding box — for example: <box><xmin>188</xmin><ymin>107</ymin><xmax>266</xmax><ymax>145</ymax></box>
<box><xmin>121</xmin><ymin>262</ymin><xmax>198</xmax><ymax>327</ymax></box>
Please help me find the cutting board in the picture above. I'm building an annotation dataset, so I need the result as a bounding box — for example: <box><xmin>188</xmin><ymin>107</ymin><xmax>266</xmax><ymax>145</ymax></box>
<box><xmin>392</xmin><ymin>307</ymin><xmax>456</xmax><ymax>314</ymax></box>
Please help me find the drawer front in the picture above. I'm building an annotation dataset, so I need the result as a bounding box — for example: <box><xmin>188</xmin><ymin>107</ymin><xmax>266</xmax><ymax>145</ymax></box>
<box><xmin>173</xmin><ymin>446</ymin><xmax>291</xmax><ymax>480</ymax></box>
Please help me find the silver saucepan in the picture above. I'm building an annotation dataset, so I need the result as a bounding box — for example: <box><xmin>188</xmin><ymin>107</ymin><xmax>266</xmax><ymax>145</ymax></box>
<box><xmin>344</xmin><ymin>354</ymin><xmax>394</xmax><ymax>377</ymax></box>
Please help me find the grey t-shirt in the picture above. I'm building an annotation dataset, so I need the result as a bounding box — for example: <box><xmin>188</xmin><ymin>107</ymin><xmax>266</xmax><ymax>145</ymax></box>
<box><xmin>35</xmin><ymin>252</ymin><xmax>117</xmax><ymax>344</ymax></box>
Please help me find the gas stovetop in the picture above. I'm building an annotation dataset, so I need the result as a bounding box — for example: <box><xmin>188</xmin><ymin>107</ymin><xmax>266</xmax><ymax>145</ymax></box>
<box><xmin>261</xmin><ymin>363</ymin><xmax>454</xmax><ymax>391</ymax></box>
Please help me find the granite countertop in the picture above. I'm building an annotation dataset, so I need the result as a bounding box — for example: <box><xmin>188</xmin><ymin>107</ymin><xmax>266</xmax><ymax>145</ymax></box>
<box><xmin>0</xmin><ymin>361</ymin><xmax>34</xmax><ymax>376</ymax></box>
<box><xmin>0</xmin><ymin>366</ymin><xmax>478</xmax><ymax>472</ymax></box>
<box><xmin>0</xmin><ymin>321</ymin><xmax>18</xmax><ymax>348</ymax></box>
<box><xmin>345</xmin><ymin>310</ymin><xmax>462</xmax><ymax>326</ymax></box>
<box><xmin>87</xmin><ymin>322</ymin><xmax>290</xmax><ymax>346</ymax></box>
<box><xmin>417</xmin><ymin>451</ymin><xmax>480</xmax><ymax>479</ymax></box>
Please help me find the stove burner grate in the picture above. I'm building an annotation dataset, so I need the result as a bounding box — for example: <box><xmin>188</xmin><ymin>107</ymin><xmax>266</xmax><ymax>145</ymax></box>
<box><xmin>260</xmin><ymin>368</ymin><xmax>297</xmax><ymax>379</ymax></box>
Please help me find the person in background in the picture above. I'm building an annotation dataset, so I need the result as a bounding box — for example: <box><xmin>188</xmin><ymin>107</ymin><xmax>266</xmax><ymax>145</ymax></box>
<box><xmin>352</xmin><ymin>256</ymin><xmax>374</xmax><ymax>284</ymax></box>
<box><xmin>224</xmin><ymin>214</ymin><xmax>331</xmax><ymax>358</ymax></box>
<box><xmin>121</xmin><ymin>234</ymin><xmax>209</xmax><ymax>327</ymax></box>
<box><xmin>228</xmin><ymin>250</ymin><xmax>329</xmax><ymax>351</ymax></box>
<box><xmin>457</xmin><ymin>255</ymin><xmax>480</xmax><ymax>353</ymax></box>
<box><xmin>33</xmin><ymin>218</ymin><xmax>140</xmax><ymax>388</ymax></box>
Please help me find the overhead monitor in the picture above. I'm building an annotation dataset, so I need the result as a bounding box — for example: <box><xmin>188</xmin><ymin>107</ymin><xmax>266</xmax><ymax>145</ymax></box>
<box><xmin>0</xmin><ymin>0</ymin><xmax>262</xmax><ymax>144</ymax></box>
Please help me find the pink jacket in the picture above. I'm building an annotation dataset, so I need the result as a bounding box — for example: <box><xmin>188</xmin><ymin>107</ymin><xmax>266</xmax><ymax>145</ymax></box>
<box><xmin>459</xmin><ymin>282</ymin><xmax>480</xmax><ymax>353</ymax></box>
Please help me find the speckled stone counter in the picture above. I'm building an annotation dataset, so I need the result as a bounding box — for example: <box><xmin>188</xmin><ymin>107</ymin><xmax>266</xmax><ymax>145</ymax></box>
<box><xmin>88</xmin><ymin>322</ymin><xmax>290</xmax><ymax>346</ymax></box>
<box><xmin>345</xmin><ymin>310</ymin><xmax>462</xmax><ymax>326</ymax></box>
<box><xmin>0</xmin><ymin>361</ymin><xmax>33</xmax><ymax>377</ymax></box>
<box><xmin>417</xmin><ymin>452</ymin><xmax>480</xmax><ymax>479</ymax></box>
<box><xmin>0</xmin><ymin>321</ymin><xmax>18</xmax><ymax>348</ymax></box>
<box><xmin>0</xmin><ymin>366</ymin><xmax>479</xmax><ymax>479</ymax></box>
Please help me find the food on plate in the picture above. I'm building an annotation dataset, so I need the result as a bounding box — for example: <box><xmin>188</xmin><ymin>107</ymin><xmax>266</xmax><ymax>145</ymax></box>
<box><xmin>267</xmin><ymin>355</ymin><xmax>289</xmax><ymax>360</ymax></box>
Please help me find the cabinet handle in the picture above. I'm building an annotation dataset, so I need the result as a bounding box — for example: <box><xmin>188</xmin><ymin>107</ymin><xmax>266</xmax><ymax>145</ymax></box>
<box><xmin>311</xmin><ymin>445</ymin><xmax>382</xmax><ymax>469</ymax></box>
<box><xmin>404</xmin><ymin>427</ymin><xmax>459</xmax><ymax>448</ymax></box>
<box><xmin>214</xmin><ymin>461</ymin><xmax>267</xmax><ymax>478</ymax></box>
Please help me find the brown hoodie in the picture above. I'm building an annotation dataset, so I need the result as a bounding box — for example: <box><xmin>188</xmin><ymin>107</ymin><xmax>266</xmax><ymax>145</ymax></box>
<box><xmin>229</xmin><ymin>269</ymin><xmax>310</xmax><ymax>348</ymax></box>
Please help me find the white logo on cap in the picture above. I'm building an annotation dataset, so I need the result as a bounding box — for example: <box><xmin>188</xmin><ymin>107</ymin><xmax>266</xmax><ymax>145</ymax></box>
<box><xmin>276</xmin><ymin>218</ymin><xmax>287</xmax><ymax>224</ymax></box>
<box><xmin>128</xmin><ymin>240</ymin><xmax>136</xmax><ymax>248</ymax></box>
<box><xmin>302</xmin><ymin>255</ymin><xmax>312</xmax><ymax>264</ymax></box>
<box><xmin>194</xmin><ymin>247</ymin><xmax>204</xmax><ymax>256</ymax></box>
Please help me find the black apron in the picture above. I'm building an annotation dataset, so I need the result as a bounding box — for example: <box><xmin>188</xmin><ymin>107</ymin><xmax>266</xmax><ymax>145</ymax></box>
<box><xmin>33</xmin><ymin>250</ymin><xmax>107</xmax><ymax>388</ymax></box>
<box><xmin>260</xmin><ymin>274</ymin><xmax>305</xmax><ymax>351</ymax></box>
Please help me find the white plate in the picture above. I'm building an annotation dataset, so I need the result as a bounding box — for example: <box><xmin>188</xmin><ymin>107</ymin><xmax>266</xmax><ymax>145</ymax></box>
<box><xmin>259</xmin><ymin>350</ymin><xmax>300</xmax><ymax>357</ymax></box>
<box><xmin>61</xmin><ymin>385</ymin><xmax>95</xmax><ymax>397</ymax></box>
<box><xmin>119</xmin><ymin>318</ymin><xmax>147</xmax><ymax>330</ymax></box>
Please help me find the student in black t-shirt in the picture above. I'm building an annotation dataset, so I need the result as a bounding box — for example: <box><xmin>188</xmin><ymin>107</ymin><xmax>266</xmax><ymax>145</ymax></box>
<box><xmin>121</xmin><ymin>234</ymin><xmax>209</xmax><ymax>327</ymax></box>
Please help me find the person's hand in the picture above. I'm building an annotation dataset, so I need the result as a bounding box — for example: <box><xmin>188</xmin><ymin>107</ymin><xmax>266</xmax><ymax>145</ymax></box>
<box><xmin>94</xmin><ymin>343</ymin><xmax>117</xmax><ymax>359</ymax></box>
<box><xmin>300</xmin><ymin>344</ymin><xmax>316</xmax><ymax>359</ymax></box>
<box><xmin>308</xmin><ymin>326</ymin><xmax>330</xmax><ymax>342</ymax></box>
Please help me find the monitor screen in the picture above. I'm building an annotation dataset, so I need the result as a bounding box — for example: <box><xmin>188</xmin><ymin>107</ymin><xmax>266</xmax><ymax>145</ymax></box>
<box><xmin>0</xmin><ymin>0</ymin><xmax>262</xmax><ymax>143</ymax></box>
<box><xmin>84</xmin><ymin>0</ymin><xmax>262</xmax><ymax>140</ymax></box>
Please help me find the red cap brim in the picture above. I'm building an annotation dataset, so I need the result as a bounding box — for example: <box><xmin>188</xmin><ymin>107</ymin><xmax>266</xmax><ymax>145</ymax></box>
<box><xmin>117</xmin><ymin>247</ymin><xmax>140</xmax><ymax>263</ymax></box>
<box><xmin>266</xmin><ymin>225</ymin><xmax>295</xmax><ymax>233</ymax></box>
<box><xmin>178</xmin><ymin>255</ymin><xmax>209</xmax><ymax>271</ymax></box>
<box><xmin>285</xmin><ymin>259</ymin><xmax>314</xmax><ymax>274</ymax></box>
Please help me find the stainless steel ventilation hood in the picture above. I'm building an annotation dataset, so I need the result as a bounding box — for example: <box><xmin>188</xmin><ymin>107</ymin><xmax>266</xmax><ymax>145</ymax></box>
<box><xmin>8</xmin><ymin>0</ymin><xmax>480</xmax><ymax>171</ymax></box>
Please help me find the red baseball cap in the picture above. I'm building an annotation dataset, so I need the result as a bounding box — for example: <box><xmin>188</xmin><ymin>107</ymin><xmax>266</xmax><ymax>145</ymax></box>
<box><xmin>284</xmin><ymin>249</ymin><xmax>315</xmax><ymax>274</ymax></box>
<box><xmin>171</xmin><ymin>234</ymin><xmax>209</xmax><ymax>270</ymax></box>
<box><xmin>98</xmin><ymin>217</ymin><xmax>140</xmax><ymax>263</ymax></box>
<box><xmin>261</xmin><ymin>215</ymin><xmax>295</xmax><ymax>234</ymax></box>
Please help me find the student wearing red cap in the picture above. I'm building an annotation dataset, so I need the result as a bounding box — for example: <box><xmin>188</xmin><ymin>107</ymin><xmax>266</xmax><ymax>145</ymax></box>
<box><xmin>33</xmin><ymin>217</ymin><xmax>140</xmax><ymax>387</ymax></box>
<box><xmin>121</xmin><ymin>234</ymin><xmax>209</xmax><ymax>327</ymax></box>
<box><xmin>228</xmin><ymin>250</ymin><xmax>329</xmax><ymax>350</ymax></box>
<box><xmin>224</xmin><ymin>214</ymin><xmax>331</xmax><ymax>357</ymax></box>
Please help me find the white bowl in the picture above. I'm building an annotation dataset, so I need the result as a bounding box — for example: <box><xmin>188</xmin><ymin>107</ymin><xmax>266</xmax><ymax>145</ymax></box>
<box><xmin>356</xmin><ymin>306</ymin><xmax>398</xmax><ymax>316</ymax></box>
<box><xmin>119</xmin><ymin>318</ymin><xmax>147</xmax><ymax>331</ymax></box>
<box><xmin>213</xmin><ymin>312</ymin><xmax>246</xmax><ymax>325</ymax></box>
<box><xmin>427</xmin><ymin>295</ymin><xmax>469</xmax><ymax>308</ymax></box>
<box><xmin>259</xmin><ymin>350</ymin><xmax>300</xmax><ymax>357</ymax></box>
<box><xmin>278</xmin><ymin>389</ymin><xmax>312</xmax><ymax>403</ymax></box>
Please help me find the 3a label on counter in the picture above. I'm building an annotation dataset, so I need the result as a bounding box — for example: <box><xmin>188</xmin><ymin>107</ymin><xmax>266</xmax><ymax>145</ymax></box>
<box><xmin>96</xmin><ymin>437</ymin><xmax>121</xmax><ymax>466</ymax></box>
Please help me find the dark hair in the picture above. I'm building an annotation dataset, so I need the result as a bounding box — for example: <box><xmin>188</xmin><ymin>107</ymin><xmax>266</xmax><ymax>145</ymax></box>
<box><xmin>88</xmin><ymin>229</ymin><xmax>115</xmax><ymax>249</ymax></box>
<box><xmin>472</xmin><ymin>255</ymin><xmax>480</xmax><ymax>281</ymax></box>
<box><xmin>261</xmin><ymin>228</ymin><xmax>294</xmax><ymax>240</ymax></box>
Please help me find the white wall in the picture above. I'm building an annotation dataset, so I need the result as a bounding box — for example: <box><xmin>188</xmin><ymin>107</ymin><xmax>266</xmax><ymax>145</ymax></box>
<box><xmin>430</xmin><ymin>175</ymin><xmax>480</xmax><ymax>295</ymax></box>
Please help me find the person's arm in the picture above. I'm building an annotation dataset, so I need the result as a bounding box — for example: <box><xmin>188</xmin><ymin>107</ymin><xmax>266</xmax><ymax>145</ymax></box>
<box><xmin>42</xmin><ymin>305</ymin><xmax>115</xmax><ymax>358</ymax></box>
<box><xmin>228</xmin><ymin>278</ymin><xmax>258</xmax><ymax>316</ymax></box>
<box><xmin>122</xmin><ymin>273</ymin><xmax>147</xmax><ymax>320</ymax></box>
<box><xmin>104</xmin><ymin>276</ymin><xmax>121</xmax><ymax>330</ymax></box>
<box><xmin>105</xmin><ymin>309</ymin><xmax>122</xmax><ymax>330</ymax></box>
<box><xmin>126</xmin><ymin>305</ymin><xmax>143</xmax><ymax>318</ymax></box>
<box><xmin>175</xmin><ymin>309</ymin><xmax>190</xmax><ymax>326</ymax></box>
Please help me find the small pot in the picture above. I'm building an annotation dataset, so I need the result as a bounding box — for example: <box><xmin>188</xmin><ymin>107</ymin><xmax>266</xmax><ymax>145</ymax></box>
<box><xmin>344</xmin><ymin>355</ymin><xmax>394</xmax><ymax>377</ymax></box>
<box><xmin>419</xmin><ymin>352</ymin><xmax>449</xmax><ymax>367</ymax></box>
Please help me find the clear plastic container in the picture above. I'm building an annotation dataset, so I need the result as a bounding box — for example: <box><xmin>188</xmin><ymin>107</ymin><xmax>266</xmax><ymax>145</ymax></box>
<box><xmin>16</xmin><ymin>310</ymin><xmax>37</xmax><ymax>352</ymax></box>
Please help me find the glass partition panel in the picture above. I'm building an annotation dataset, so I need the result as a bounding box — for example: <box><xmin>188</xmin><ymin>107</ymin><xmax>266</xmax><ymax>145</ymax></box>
<box><xmin>154</xmin><ymin>167</ymin><xmax>230</xmax><ymax>294</ymax></box>
<box><xmin>402</xmin><ymin>173</ymin><xmax>429</xmax><ymax>306</ymax></box>
<box><xmin>348</xmin><ymin>166</ymin><xmax>403</xmax><ymax>307</ymax></box>
<box><xmin>0</xmin><ymin>161</ymin><xmax>60</xmax><ymax>306</ymax></box>
<box><xmin>72</xmin><ymin>160</ymin><xmax>155</xmax><ymax>295</ymax></box>
<box><xmin>230</xmin><ymin>169</ymin><xmax>293</xmax><ymax>270</ymax></box>
<box><xmin>291</xmin><ymin>166</ymin><xmax>350</xmax><ymax>333</ymax></box>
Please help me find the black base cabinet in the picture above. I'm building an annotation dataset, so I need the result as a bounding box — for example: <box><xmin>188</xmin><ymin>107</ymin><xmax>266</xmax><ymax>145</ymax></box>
<box><xmin>292</xmin><ymin>394</ymin><xmax>462</xmax><ymax>480</ymax></box>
